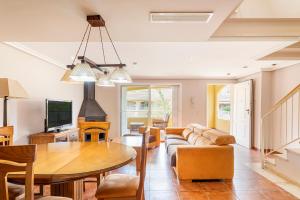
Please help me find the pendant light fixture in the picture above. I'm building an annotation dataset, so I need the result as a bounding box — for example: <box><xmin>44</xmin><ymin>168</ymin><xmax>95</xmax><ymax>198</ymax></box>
<box><xmin>70</xmin><ymin>62</ymin><xmax>97</xmax><ymax>82</ymax></box>
<box><xmin>97</xmin><ymin>71</ymin><xmax>115</xmax><ymax>87</ymax></box>
<box><xmin>110</xmin><ymin>67</ymin><xmax>132</xmax><ymax>83</ymax></box>
<box><xmin>65</xmin><ymin>15</ymin><xmax>132</xmax><ymax>85</ymax></box>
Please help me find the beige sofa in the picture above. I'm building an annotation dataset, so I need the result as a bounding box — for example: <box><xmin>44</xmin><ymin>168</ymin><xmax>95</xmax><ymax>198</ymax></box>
<box><xmin>165</xmin><ymin>123</ymin><xmax>236</xmax><ymax>181</ymax></box>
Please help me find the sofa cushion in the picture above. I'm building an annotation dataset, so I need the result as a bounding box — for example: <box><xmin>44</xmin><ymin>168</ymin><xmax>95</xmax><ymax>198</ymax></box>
<box><xmin>194</xmin><ymin>136</ymin><xmax>212</xmax><ymax>146</ymax></box>
<box><xmin>187</xmin><ymin>132</ymin><xmax>201</xmax><ymax>145</ymax></box>
<box><xmin>193</xmin><ymin>126</ymin><xmax>211</xmax><ymax>135</ymax></box>
<box><xmin>165</xmin><ymin>134</ymin><xmax>185</xmax><ymax>140</ymax></box>
<box><xmin>182</xmin><ymin>128</ymin><xmax>193</xmax><ymax>139</ymax></box>
<box><xmin>167</xmin><ymin>145</ymin><xmax>180</xmax><ymax>167</ymax></box>
<box><xmin>202</xmin><ymin>129</ymin><xmax>236</xmax><ymax>145</ymax></box>
<box><xmin>165</xmin><ymin>139</ymin><xmax>189</xmax><ymax>151</ymax></box>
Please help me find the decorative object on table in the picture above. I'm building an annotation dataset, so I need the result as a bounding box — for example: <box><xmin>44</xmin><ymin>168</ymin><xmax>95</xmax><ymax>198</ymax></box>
<box><xmin>62</xmin><ymin>15</ymin><xmax>132</xmax><ymax>85</ymax></box>
<box><xmin>152</xmin><ymin>113</ymin><xmax>170</xmax><ymax>129</ymax></box>
<box><xmin>0</xmin><ymin>78</ymin><xmax>28</xmax><ymax>126</ymax></box>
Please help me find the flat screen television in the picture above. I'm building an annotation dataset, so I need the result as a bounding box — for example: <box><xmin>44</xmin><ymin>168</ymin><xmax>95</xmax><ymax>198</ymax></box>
<box><xmin>46</xmin><ymin>99</ymin><xmax>72</xmax><ymax>132</ymax></box>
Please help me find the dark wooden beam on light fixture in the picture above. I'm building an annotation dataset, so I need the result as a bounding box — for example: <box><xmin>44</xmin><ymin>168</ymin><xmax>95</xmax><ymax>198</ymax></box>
<box><xmin>78</xmin><ymin>56</ymin><xmax>98</xmax><ymax>68</ymax></box>
<box><xmin>78</xmin><ymin>56</ymin><xmax>126</xmax><ymax>68</ymax></box>
<box><xmin>87</xmin><ymin>15</ymin><xmax>105</xmax><ymax>27</ymax></box>
<box><xmin>66</xmin><ymin>56</ymin><xmax>126</xmax><ymax>71</ymax></box>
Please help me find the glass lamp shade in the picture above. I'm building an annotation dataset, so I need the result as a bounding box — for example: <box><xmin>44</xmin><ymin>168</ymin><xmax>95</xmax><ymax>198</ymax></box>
<box><xmin>60</xmin><ymin>69</ymin><xmax>81</xmax><ymax>84</ymax></box>
<box><xmin>110</xmin><ymin>68</ymin><xmax>132</xmax><ymax>83</ymax></box>
<box><xmin>96</xmin><ymin>75</ymin><xmax>115</xmax><ymax>87</ymax></box>
<box><xmin>69</xmin><ymin>63</ymin><xmax>96</xmax><ymax>82</ymax></box>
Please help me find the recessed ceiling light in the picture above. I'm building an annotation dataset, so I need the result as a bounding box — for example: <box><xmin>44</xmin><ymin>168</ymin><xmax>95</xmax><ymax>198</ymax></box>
<box><xmin>272</xmin><ymin>63</ymin><xmax>277</xmax><ymax>66</ymax></box>
<box><xmin>150</xmin><ymin>12</ymin><xmax>214</xmax><ymax>23</ymax></box>
<box><xmin>227</xmin><ymin>73</ymin><xmax>231</xmax><ymax>76</ymax></box>
<box><xmin>242</xmin><ymin>66</ymin><xmax>248</xmax><ymax>69</ymax></box>
<box><xmin>133</xmin><ymin>62</ymin><xmax>138</xmax><ymax>65</ymax></box>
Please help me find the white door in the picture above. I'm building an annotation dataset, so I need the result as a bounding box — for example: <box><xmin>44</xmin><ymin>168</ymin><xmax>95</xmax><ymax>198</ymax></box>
<box><xmin>233</xmin><ymin>80</ymin><xmax>253</xmax><ymax>148</ymax></box>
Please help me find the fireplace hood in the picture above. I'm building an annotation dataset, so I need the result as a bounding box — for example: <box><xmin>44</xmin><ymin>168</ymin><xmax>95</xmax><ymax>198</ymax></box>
<box><xmin>79</xmin><ymin>82</ymin><xmax>106</xmax><ymax>121</ymax></box>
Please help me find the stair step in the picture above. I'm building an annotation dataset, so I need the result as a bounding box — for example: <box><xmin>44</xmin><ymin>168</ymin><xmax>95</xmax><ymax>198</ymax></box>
<box><xmin>273</xmin><ymin>153</ymin><xmax>288</xmax><ymax>161</ymax></box>
<box><xmin>286</xmin><ymin>148</ymin><xmax>300</xmax><ymax>155</ymax></box>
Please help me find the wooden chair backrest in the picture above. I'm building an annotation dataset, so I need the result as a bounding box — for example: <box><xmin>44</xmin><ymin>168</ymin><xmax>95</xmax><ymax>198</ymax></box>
<box><xmin>79</xmin><ymin>121</ymin><xmax>110</xmax><ymax>142</ymax></box>
<box><xmin>0</xmin><ymin>126</ymin><xmax>14</xmax><ymax>146</ymax></box>
<box><xmin>0</xmin><ymin>145</ymin><xmax>36</xmax><ymax>200</ymax></box>
<box><xmin>138</xmin><ymin>126</ymin><xmax>147</xmax><ymax>135</ymax></box>
<box><xmin>137</xmin><ymin>130</ymin><xmax>149</xmax><ymax>200</ymax></box>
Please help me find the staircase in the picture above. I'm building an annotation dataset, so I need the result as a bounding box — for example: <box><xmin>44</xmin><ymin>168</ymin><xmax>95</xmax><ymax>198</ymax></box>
<box><xmin>261</xmin><ymin>83</ymin><xmax>300</xmax><ymax>185</ymax></box>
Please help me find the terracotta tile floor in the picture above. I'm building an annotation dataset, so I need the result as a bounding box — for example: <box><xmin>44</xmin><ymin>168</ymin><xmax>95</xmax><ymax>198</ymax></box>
<box><xmin>83</xmin><ymin>144</ymin><xmax>299</xmax><ymax>199</ymax></box>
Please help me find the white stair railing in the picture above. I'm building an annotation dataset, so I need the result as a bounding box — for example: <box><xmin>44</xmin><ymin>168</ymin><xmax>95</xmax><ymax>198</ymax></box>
<box><xmin>261</xmin><ymin>83</ymin><xmax>300</xmax><ymax>168</ymax></box>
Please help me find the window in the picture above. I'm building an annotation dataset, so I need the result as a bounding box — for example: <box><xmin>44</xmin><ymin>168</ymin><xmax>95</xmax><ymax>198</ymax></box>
<box><xmin>217</xmin><ymin>86</ymin><xmax>231</xmax><ymax>120</ymax></box>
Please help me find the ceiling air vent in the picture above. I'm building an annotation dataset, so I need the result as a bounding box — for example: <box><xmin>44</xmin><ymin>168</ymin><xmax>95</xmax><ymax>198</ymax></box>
<box><xmin>150</xmin><ymin>12</ymin><xmax>213</xmax><ymax>23</ymax></box>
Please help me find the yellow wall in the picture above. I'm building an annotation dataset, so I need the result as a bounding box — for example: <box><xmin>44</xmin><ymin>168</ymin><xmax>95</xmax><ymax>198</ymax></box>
<box><xmin>207</xmin><ymin>85</ymin><xmax>215</xmax><ymax>128</ymax></box>
<box><xmin>207</xmin><ymin>85</ymin><xmax>231</xmax><ymax>133</ymax></box>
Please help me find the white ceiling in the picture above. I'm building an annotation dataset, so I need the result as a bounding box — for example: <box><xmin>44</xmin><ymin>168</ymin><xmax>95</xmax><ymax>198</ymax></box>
<box><xmin>231</xmin><ymin>0</ymin><xmax>300</xmax><ymax>19</ymax></box>
<box><xmin>14</xmin><ymin>41</ymin><xmax>300</xmax><ymax>79</ymax></box>
<box><xmin>0</xmin><ymin>0</ymin><xmax>242</xmax><ymax>42</ymax></box>
<box><xmin>2</xmin><ymin>0</ymin><xmax>300</xmax><ymax>79</ymax></box>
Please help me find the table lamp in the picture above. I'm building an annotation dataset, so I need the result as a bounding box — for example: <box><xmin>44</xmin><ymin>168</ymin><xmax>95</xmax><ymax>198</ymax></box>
<box><xmin>0</xmin><ymin>78</ymin><xmax>28</xmax><ymax>126</ymax></box>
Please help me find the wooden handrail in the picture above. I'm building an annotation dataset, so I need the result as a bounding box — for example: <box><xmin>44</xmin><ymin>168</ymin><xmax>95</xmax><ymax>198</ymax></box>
<box><xmin>264</xmin><ymin>137</ymin><xmax>300</xmax><ymax>158</ymax></box>
<box><xmin>261</xmin><ymin>82</ymin><xmax>300</xmax><ymax>169</ymax></box>
<box><xmin>262</xmin><ymin>83</ymin><xmax>300</xmax><ymax>119</ymax></box>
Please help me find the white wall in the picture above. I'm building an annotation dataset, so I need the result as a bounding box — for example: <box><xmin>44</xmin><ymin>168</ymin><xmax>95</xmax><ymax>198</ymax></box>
<box><xmin>238</xmin><ymin>64</ymin><xmax>300</xmax><ymax>149</ymax></box>
<box><xmin>0</xmin><ymin>42</ymin><xmax>237</xmax><ymax>142</ymax></box>
<box><xmin>271</xmin><ymin>64</ymin><xmax>300</xmax><ymax>104</ymax></box>
<box><xmin>0</xmin><ymin>43</ymin><xmax>83</xmax><ymax>144</ymax></box>
<box><xmin>96</xmin><ymin>79</ymin><xmax>235</xmax><ymax>138</ymax></box>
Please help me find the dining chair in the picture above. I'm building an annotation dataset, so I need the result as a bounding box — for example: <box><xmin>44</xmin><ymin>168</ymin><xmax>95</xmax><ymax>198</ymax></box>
<box><xmin>79</xmin><ymin>121</ymin><xmax>110</xmax><ymax>142</ymax></box>
<box><xmin>0</xmin><ymin>144</ymin><xmax>72</xmax><ymax>200</ymax></box>
<box><xmin>0</xmin><ymin>126</ymin><xmax>14</xmax><ymax>146</ymax></box>
<box><xmin>0</xmin><ymin>126</ymin><xmax>25</xmax><ymax>199</ymax></box>
<box><xmin>124</xmin><ymin>126</ymin><xmax>160</xmax><ymax>149</ymax></box>
<box><xmin>78</xmin><ymin>121</ymin><xmax>111</xmax><ymax>191</ymax></box>
<box><xmin>95</xmin><ymin>130</ymin><xmax>149</xmax><ymax>200</ymax></box>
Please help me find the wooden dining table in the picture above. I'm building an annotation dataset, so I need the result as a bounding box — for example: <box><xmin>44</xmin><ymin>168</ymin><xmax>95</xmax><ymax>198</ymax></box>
<box><xmin>113</xmin><ymin>136</ymin><xmax>143</xmax><ymax>174</ymax></box>
<box><xmin>8</xmin><ymin>142</ymin><xmax>137</xmax><ymax>200</ymax></box>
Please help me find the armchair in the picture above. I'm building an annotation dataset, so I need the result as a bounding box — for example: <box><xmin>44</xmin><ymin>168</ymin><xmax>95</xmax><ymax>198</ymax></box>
<box><xmin>152</xmin><ymin>113</ymin><xmax>170</xmax><ymax>129</ymax></box>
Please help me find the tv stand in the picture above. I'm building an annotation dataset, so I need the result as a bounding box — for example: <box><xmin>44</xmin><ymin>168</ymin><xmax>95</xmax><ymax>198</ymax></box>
<box><xmin>29</xmin><ymin>128</ymin><xmax>79</xmax><ymax>144</ymax></box>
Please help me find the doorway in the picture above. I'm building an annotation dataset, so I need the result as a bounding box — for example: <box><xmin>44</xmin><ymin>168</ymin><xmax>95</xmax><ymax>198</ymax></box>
<box><xmin>207</xmin><ymin>84</ymin><xmax>232</xmax><ymax>133</ymax></box>
<box><xmin>207</xmin><ymin>81</ymin><xmax>253</xmax><ymax>148</ymax></box>
<box><xmin>121</xmin><ymin>85</ymin><xmax>179</xmax><ymax>135</ymax></box>
<box><xmin>232</xmin><ymin>80</ymin><xmax>253</xmax><ymax>148</ymax></box>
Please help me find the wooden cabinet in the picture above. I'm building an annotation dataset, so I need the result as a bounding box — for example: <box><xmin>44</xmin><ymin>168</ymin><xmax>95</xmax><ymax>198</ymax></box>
<box><xmin>29</xmin><ymin>128</ymin><xmax>79</xmax><ymax>144</ymax></box>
